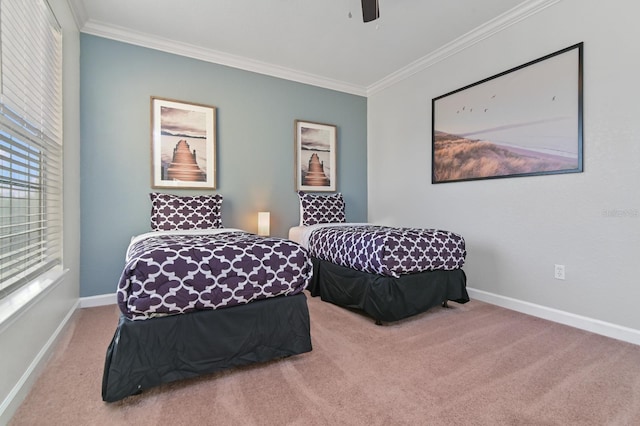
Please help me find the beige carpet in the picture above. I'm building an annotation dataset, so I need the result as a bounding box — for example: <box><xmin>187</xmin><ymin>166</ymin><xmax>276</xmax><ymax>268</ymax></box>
<box><xmin>10</xmin><ymin>293</ymin><xmax>640</xmax><ymax>425</ymax></box>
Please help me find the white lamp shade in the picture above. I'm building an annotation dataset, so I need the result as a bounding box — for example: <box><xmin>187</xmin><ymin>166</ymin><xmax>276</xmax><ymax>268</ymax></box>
<box><xmin>258</xmin><ymin>212</ymin><xmax>270</xmax><ymax>236</ymax></box>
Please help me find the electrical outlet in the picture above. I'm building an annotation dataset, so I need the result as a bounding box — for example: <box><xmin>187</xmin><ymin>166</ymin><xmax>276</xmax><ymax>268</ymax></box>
<box><xmin>554</xmin><ymin>264</ymin><xmax>565</xmax><ymax>280</ymax></box>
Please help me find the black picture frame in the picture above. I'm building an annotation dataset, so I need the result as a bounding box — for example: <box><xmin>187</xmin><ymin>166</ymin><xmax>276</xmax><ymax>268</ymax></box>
<box><xmin>432</xmin><ymin>42</ymin><xmax>583</xmax><ymax>184</ymax></box>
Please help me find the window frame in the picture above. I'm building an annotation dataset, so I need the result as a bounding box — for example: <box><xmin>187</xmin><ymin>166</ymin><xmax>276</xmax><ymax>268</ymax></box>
<box><xmin>0</xmin><ymin>0</ymin><xmax>63</xmax><ymax>301</ymax></box>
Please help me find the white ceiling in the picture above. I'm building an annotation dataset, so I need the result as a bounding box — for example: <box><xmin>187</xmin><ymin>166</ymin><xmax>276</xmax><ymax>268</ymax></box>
<box><xmin>69</xmin><ymin>0</ymin><xmax>556</xmax><ymax>96</ymax></box>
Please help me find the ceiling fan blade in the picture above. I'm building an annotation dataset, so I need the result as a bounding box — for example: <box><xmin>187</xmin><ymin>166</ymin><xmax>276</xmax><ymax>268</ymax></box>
<box><xmin>361</xmin><ymin>0</ymin><xmax>380</xmax><ymax>23</ymax></box>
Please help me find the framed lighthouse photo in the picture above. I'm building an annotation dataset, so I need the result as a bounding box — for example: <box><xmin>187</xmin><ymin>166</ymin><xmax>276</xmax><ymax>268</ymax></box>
<box><xmin>151</xmin><ymin>97</ymin><xmax>217</xmax><ymax>189</ymax></box>
<box><xmin>294</xmin><ymin>120</ymin><xmax>337</xmax><ymax>192</ymax></box>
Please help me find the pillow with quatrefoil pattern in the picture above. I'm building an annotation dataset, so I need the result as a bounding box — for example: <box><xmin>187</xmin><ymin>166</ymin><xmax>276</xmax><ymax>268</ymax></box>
<box><xmin>298</xmin><ymin>191</ymin><xmax>346</xmax><ymax>226</ymax></box>
<box><xmin>150</xmin><ymin>193</ymin><xmax>223</xmax><ymax>231</ymax></box>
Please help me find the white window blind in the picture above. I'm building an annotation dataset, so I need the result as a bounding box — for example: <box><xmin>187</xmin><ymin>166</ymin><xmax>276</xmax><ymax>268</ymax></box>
<box><xmin>0</xmin><ymin>0</ymin><xmax>63</xmax><ymax>299</ymax></box>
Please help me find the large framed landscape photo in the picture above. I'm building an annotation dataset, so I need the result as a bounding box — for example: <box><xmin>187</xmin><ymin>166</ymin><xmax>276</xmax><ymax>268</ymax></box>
<box><xmin>151</xmin><ymin>97</ymin><xmax>217</xmax><ymax>189</ymax></box>
<box><xmin>295</xmin><ymin>120</ymin><xmax>337</xmax><ymax>192</ymax></box>
<box><xmin>432</xmin><ymin>42</ymin><xmax>583</xmax><ymax>184</ymax></box>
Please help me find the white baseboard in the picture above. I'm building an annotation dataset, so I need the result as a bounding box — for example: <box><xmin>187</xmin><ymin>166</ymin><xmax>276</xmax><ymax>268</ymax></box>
<box><xmin>2</xmin><ymin>294</ymin><xmax>114</xmax><ymax>422</ymax></box>
<box><xmin>467</xmin><ymin>287</ymin><xmax>640</xmax><ymax>346</ymax></box>
<box><xmin>0</xmin><ymin>300</ymin><xmax>79</xmax><ymax>424</ymax></box>
<box><xmin>79</xmin><ymin>293</ymin><xmax>116</xmax><ymax>308</ymax></box>
<box><xmin>79</xmin><ymin>290</ymin><xmax>640</xmax><ymax>345</ymax></box>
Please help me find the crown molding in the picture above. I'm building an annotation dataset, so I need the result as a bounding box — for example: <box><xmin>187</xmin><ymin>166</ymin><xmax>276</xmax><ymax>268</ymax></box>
<box><xmin>70</xmin><ymin>0</ymin><xmax>559</xmax><ymax>98</ymax></box>
<box><xmin>366</xmin><ymin>0</ymin><xmax>561</xmax><ymax>96</ymax></box>
<box><xmin>65</xmin><ymin>0</ymin><xmax>88</xmax><ymax>30</ymax></box>
<box><xmin>80</xmin><ymin>20</ymin><xmax>368</xmax><ymax>97</ymax></box>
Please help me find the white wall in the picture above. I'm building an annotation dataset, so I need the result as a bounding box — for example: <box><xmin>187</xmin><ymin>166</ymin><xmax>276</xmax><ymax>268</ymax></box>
<box><xmin>0</xmin><ymin>0</ymin><xmax>80</xmax><ymax>422</ymax></box>
<box><xmin>368</xmin><ymin>0</ymin><xmax>640</xmax><ymax>333</ymax></box>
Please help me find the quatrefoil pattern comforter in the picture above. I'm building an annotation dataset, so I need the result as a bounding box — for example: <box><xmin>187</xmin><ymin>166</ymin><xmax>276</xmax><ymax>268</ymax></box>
<box><xmin>117</xmin><ymin>229</ymin><xmax>312</xmax><ymax>320</ymax></box>
<box><xmin>307</xmin><ymin>225</ymin><xmax>466</xmax><ymax>278</ymax></box>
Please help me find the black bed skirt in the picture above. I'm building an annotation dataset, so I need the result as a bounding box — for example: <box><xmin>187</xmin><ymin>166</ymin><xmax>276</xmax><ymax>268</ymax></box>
<box><xmin>102</xmin><ymin>292</ymin><xmax>312</xmax><ymax>402</ymax></box>
<box><xmin>309</xmin><ymin>257</ymin><xmax>469</xmax><ymax>323</ymax></box>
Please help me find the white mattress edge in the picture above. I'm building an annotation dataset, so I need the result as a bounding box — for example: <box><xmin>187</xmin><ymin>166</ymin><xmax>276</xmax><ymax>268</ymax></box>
<box><xmin>288</xmin><ymin>223</ymin><xmax>370</xmax><ymax>249</ymax></box>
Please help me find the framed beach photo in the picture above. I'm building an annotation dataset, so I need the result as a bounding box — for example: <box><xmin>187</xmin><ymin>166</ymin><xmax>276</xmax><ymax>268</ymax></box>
<box><xmin>432</xmin><ymin>42</ymin><xmax>583</xmax><ymax>184</ymax></box>
<box><xmin>151</xmin><ymin>97</ymin><xmax>217</xmax><ymax>189</ymax></box>
<box><xmin>294</xmin><ymin>120</ymin><xmax>337</xmax><ymax>192</ymax></box>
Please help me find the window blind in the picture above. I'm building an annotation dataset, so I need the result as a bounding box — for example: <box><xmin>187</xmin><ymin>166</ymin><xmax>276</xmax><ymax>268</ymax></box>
<box><xmin>0</xmin><ymin>0</ymin><xmax>63</xmax><ymax>298</ymax></box>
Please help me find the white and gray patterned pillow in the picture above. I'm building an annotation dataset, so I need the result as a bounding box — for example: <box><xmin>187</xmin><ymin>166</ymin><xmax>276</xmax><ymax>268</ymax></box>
<box><xmin>150</xmin><ymin>193</ymin><xmax>223</xmax><ymax>231</ymax></box>
<box><xmin>298</xmin><ymin>191</ymin><xmax>346</xmax><ymax>226</ymax></box>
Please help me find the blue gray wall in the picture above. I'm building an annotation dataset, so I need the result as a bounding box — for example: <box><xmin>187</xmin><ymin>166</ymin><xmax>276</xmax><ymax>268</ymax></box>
<box><xmin>80</xmin><ymin>34</ymin><xmax>367</xmax><ymax>297</ymax></box>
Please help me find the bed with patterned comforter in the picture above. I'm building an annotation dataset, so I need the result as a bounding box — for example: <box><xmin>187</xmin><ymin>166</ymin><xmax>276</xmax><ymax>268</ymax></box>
<box><xmin>118</xmin><ymin>229</ymin><xmax>312</xmax><ymax>320</ymax></box>
<box><xmin>290</xmin><ymin>223</ymin><xmax>469</xmax><ymax>323</ymax></box>
<box><xmin>301</xmin><ymin>224</ymin><xmax>466</xmax><ymax>277</ymax></box>
<box><xmin>103</xmin><ymin>228</ymin><xmax>313</xmax><ymax>402</ymax></box>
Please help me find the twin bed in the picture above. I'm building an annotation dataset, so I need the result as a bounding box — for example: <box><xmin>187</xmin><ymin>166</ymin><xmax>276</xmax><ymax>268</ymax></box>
<box><xmin>289</xmin><ymin>191</ymin><xmax>469</xmax><ymax>324</ymax></box>
<box><xmin>101</xmin><ymin>193</ymin><xmax>313</xmax><ymax>402</ymax></box>
<box><xmin>102</xmin><ymin>191</ymin><xmax>468</xmax><ymax>402</ymax></box>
